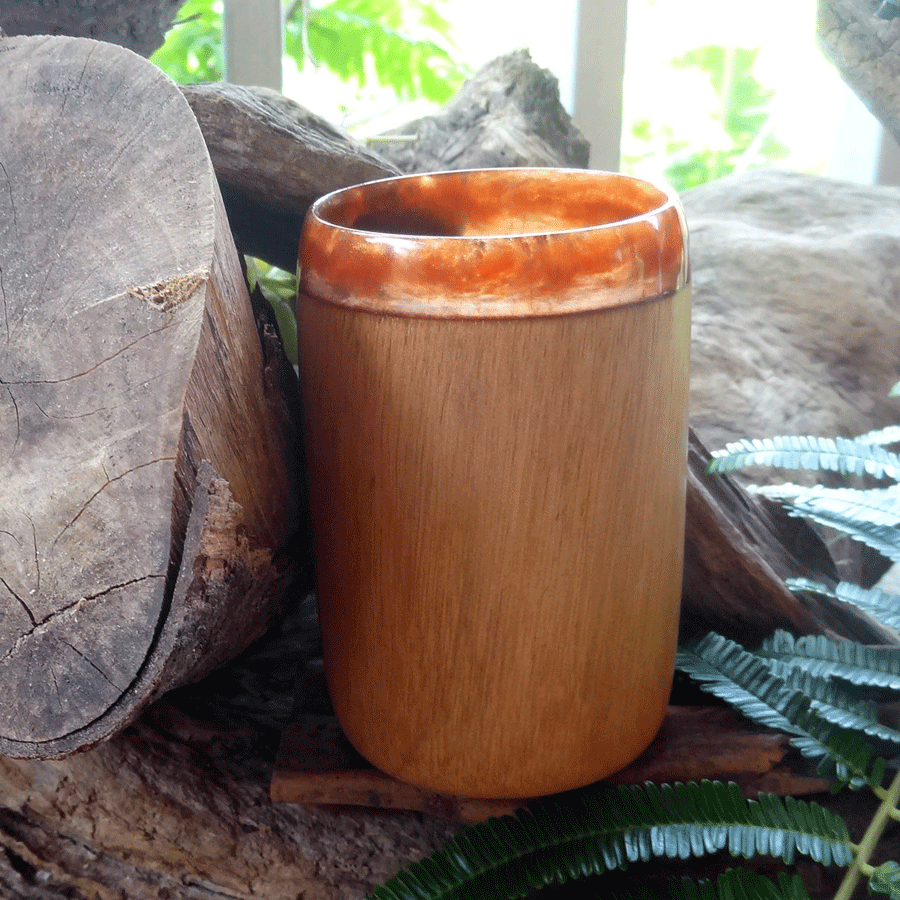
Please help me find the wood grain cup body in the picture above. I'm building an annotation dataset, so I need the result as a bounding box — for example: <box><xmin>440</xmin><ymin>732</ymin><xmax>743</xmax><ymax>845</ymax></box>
<box><xmin>297</xmin><ymin>169</ymin><xmax>690</xmax><ymax>799</ymax></box>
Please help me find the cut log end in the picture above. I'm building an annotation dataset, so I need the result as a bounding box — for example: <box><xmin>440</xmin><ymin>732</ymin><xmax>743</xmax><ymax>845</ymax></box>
<box><xmin>0</xmin><ymin>34</ymin><xmax>297</xmax><ymax>758</ymax></box>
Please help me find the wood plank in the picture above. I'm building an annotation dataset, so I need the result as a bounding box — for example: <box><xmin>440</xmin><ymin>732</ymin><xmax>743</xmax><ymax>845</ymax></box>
<box><xmin>270</xmin><ymin>708</ymin><xmax>833</xmax><ymax>824</ymax></box>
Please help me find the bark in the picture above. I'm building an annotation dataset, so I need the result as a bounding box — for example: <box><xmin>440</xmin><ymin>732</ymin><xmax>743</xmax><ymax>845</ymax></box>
<box><xmin>181</xmin><ymin>83</ymin><xmax>399</xmax><ymax>273</ymax></box>
<box><xmin>0</xmin><ymin>0</ymin><xmax>182</xmax><ymax>57</ymax></box>
<box><xmin>0</xmin><ymin>712</ymin><xmax>455</xmax><ymax>900</ymax></box>
<box><xmin>0</xmin><ymin>34</ymin><xmax>297</xmax><ymax>758</ymax></box>
<box><xmin>373</xmin><ymin>50</ymin><xmax>591</xmax><ymax>174</ymax></box>
<box><xmin>818</xmin><ymin>0</ymin><xmax>900</xmax><ymax>146</ymax></box>
<box><xmin>270</xmin><ymin>706</ymin><xmax>832</xmax><ymax>825</ymax></box>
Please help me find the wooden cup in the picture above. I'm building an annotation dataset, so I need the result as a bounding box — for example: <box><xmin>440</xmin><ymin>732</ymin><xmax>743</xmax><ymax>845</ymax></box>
<box><xmin>297</xmin><ymin>168</ymin><xmax>690</xmax><ymax>799</ymax></box>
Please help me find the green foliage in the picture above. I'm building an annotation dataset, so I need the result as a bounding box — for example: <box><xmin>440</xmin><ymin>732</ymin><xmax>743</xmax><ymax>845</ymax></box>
<box><xmin>368</xmin><ymin>781</ymin><xmax>853</xmax><ymax>900</ymax></box>
<box><xmin>150</xmin><ymin>0</ymin><xmax>223</xmax><ymax>82</ymax></box>
<box><xmin>709</xmin><ymin>431</ymin><xmax>900</xmax><ymax>563</ymax></box>
<box><xmin>284</xmin><ymin>0</ymin><xmax>464</xmax><ymax>104</ymax></box>
<box><xmin>708</xmin><ymin>435</ymin><xmax>900</xmax><ymax>481</ymax></box>
<box><xmin>668</xmin><ymin>870</ymin><xmax>812</xmax><ymax>900</ymax></box>
<box><xmin>623</xmin><ymin>44</ymin><xmax>789</xmax><ymax>192</ymax></box>
<box><xmin>870</xmin><ymin>862</ymin><xmax>900</xmax><ymax>898</ymax></box>
<box><xmin>246</xmin><ymin>259</ymin><xmax>299</xmax><ymax>365</ymax></box>
<box><xmin>786</xmin><ymin>578</ymin><xmax>900</xmax><ymax>631</ymax></box>
<box><xmin>678</xmin><ymin>633</ymin><xmax>887</xmax><ymax>789</ymax></box>
<box><xmin>150</xmin><ymin>0</ymin><xmax>465</xmax><ymax>105</ymax></box>
<box><xmin>759</xmin><ymin>631</ymin><xmax>900</xmax><ymax>691</ymax></box>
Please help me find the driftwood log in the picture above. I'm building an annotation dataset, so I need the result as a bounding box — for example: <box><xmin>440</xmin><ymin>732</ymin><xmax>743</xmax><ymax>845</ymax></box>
<box><xmin>818</xmin><ymin>0</ymin><xmax>900</xmax><ymax>147</ymax></box>
<box><xmin>0</xmin><ymin>0</ymin><xmax>182</xmax><ymax>57</ymax></box>
<box><xmin>181</xmin><ymin>83</ymin><xmax>399</xmax><ymax>273</ymax></box>
<box><xmin>374</xmin><ymin>50</ymin><xmax>591</xmax><ymax>175</ymax></box>
<box><xmin>0</xmin><ymin>34</ymin><xmax>298</xmax><ymax>758</ymax></box>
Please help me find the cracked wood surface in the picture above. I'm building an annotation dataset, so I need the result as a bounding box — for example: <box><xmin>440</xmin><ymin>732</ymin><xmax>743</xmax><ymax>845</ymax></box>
<box><xmin>0</xmin><ymin>34</ymin><xmax>296</xmax><ymax>757</ymax></box>
<box><xmin>818</xmin><ymin>0</ymin><xmax>900</xmax><ymax>145</ymax></box>
<box><xmin>0</xmin><ymin>711</ymin><xmax>456</xmax><ymax>900</ymax></box>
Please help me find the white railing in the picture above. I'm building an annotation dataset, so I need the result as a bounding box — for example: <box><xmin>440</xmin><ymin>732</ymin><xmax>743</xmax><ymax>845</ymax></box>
<box><xmin>223</xmin><ymin>0</ymin><xmax>283</xmax><ymax>90</ymax></box>
<box><xmin>219</xmin><ymin>0</ymin><xmax>897</xmax><ymax>184</ymax></box>
<box><xmin>220</xmin><ymin>0</ymin><xmax>625</xmax><ymax>171</ymax></box>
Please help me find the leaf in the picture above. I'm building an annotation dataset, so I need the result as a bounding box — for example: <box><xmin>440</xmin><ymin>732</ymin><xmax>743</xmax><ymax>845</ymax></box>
<box><xmin>666</xmin><ymin>870</ymin><xmax>812</xmax><ymax>900</ymax></box>
<box><xmin>786</xmin><ymin>578</ymin><xmax>900</xmax><ymax>632</ymax></box>
<box><xmin>769</xmin><ymin>660</ymin><xmax>900</xmax><ymax>745</ymax></box>
<box><xmin>855</xmin><ymin>425</ymin><xmax>900</xmax><ymax>447</ymax></box>
<box><xmin>752</xmin><ymin>483</ymin><xmax>900</xmax><ymax>562</ymax></box>
<box><xmin>678</xmin><ymin>634</ymin><xmax>885</xmax><ymax>788</ymax></box>
<box><xmin>759</xmin><ymin>631</ymin><xmax>900</xmax><ymax>691</ymax></box>
<box><xmin>708</xmin><ymin>436</ymin><xmax>900</xmax><ymax>481</ymax></box>
<box><xmin>150</xmin><ymin>0</ymin><xmax>223</xmax><ymax>82</ymax></box>
<box><xmin>298</xmin><ymin>0</ymin><xmax>465</xmax><ymax>102</ymax></box>
<box><xmin>365</xmin><ymin>781</ymin><xmax>853</xmax><ymax>900</ymax></box>
<box><xmin>870</xmin><ymin>861</ymin><xmax>900</xmax><ymax>899</ymax></box>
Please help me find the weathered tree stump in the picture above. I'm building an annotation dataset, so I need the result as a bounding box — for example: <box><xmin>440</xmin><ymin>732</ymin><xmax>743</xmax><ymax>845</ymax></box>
<box><xmin>0</xmin><ymin>34</ymin><xmax>297</xmax><ymax>758</ymax></box>
<box><xmin>374</xmin><ymin>49</ymin><xmax>591</xmax><ymax>175</ymax></box>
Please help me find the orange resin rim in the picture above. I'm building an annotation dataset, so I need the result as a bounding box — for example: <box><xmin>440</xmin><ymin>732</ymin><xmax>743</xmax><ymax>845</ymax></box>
<box><xmin>299</xmin><ymin>168</ymin><xmax>689</xmax><ymax>319</ymax></box>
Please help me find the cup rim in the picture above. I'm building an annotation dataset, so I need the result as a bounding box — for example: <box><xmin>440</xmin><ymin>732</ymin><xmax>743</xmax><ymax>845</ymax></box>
<box><xmin>308</xmin><ymin>167</ymin><xmax>681</xmax><ymax>241</ymax></box>
<box><xmin>299</xmin><ymin>167</ymin><xmax>688</xmax><ymax>320</ymax></box>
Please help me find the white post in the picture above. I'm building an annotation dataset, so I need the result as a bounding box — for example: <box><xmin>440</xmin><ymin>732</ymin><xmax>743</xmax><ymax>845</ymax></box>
<box><xmin>573</xmin><ymin>0</ymin><xmax>627</xmax><ymax>171</ymax></box>
<box><xmin>876</xmin><ymin>128</ymin><xmax>900</xmax><ymax>186</ymax></box>
<box><xmin>223</xmin><ymin>0</ymin><xmax>283</xmax><ymax>90</ymax></box>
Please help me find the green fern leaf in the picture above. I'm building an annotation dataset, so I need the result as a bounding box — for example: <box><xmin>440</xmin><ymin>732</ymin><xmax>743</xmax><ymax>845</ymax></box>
<box><xmin>855</xmin><ymin>425</ymin><xmax>900</xmax><ymax>447</ymax></box>
<box><xmin>678</xmin><ymin>634</ymin><xmax>884</xmax><ymax>787</ymax></box>
<box><xmin>677</xmin><ymin>636</ymin><xmax>807</xmax><ymax>733</ymax></box>
<box><xmin>707</xmin><ymin>436</ymin><xmax>900</xmax><ymax>480</ymax></box>
<box><xmin>670</xmin><ymin>876</ymin><xmax>719</xmax><ymax>900</ymax></box>
<box><xmin>668</xmin><ymin>870</ymin><xmax>812</xmax><ymax>900</ymax></box>
<box><xmin>767</xmin><ymin>662</ymin><xmax>900</xmax><ymax>744</ymax></box>
<box><xmin>752</xmin><ymin>483</ymin><xmax>900</xmax><ymax>562</ymax></box>
<box><xmin>759</xmin><ymin>630</ymin><xmax>900</xmax><ymax>690</ymax></box>
<box><xmin>365</xmin><ymin>781</ymin><xmax>853</xmax><ymax>900</ymax></box>
<box><xmin>870</xmin><ymin>861</ymin><xmax>900</xmax><ymax>899</ymax></box>
<box><xmin>786</xmin><ymin>578</ymin><xmax>900</xmax><ymax>632</ymax></box>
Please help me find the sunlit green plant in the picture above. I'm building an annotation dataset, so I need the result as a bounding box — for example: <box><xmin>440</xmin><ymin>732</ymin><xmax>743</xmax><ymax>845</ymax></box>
<box><xmin>150</xmin><ymin>0</ymin><xmax>465</xmax><ymax>104</ymax></box>
<box><xmin>624</xmin><ymin>44</ymin><xmax>789</xmax><ymax>192</ymax></box>
<box><xmin>246</xmin><ymin>259</ymin><xmax>299</xmax><ymax>365</ymax></box>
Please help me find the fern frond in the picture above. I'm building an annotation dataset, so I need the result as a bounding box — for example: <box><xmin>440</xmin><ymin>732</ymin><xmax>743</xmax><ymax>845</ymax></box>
<box><xmin>708</xmin><ymin>436</ymin><xmax>900</xmax><ymax>480</ymax></box>
<box><xmin>677</xmin><ymin>636</ymin><xmax>807</xmax><ymax>734</ymax></box>
<box><xmin>752</xmin><ymin>483</ymin><xmax>900</xmax><ymax>562</ymax></box>
<box><xmin>759</xmin><ymin>630</ymin><xmax>900</xmax><ymax>690</ymax></box>
<box><xmin>670</xmin><ymin>870</ymin><xmax>812</xmax><ymax>900</ymax></box>
<box><xmin>365</xmin><ymin>781</ymin><xmax>854</xmax><ymax>900</ymax></box>
<box><xmin>677</xmin><ymin>634</ymin><xmax>884</xmax><ymax>788</ymax></box>
<box><xmin>786</xmin><ymin>578</ymin><xmax>900</xmax><ymax>632</ymax></box>
<box><xmin>856</xmin><ymin>425</ymin><xmax>900</xmax><ymax>448</ymax></box>
<box><xmin>765</xmin><ymin>661</ymin><xmax>900</xmax><ymax>745</ymax></box>
<box><xmin>870</xmin><ymin>861</ymin><xmax>900</xmax><ymax>899</ymax></box>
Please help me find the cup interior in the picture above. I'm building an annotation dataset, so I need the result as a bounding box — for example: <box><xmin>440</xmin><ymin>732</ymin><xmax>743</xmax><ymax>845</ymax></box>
<box><xmin>313</xmin><ymin>168</ymin><xmax>673</xmax><ymax>239</ymax></box>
